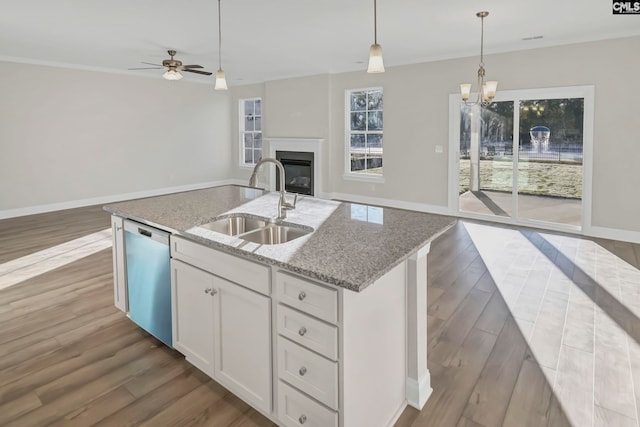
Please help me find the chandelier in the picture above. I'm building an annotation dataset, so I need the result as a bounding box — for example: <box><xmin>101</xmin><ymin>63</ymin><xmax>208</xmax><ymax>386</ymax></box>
<box><xmin>460</xmin><ymin>11</ymin><xmax>497</xmax><ymax>106</ymax></box>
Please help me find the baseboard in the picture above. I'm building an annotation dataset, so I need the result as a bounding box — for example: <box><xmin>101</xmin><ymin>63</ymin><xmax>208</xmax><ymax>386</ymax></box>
<box><xmin>325</xmin><ymin>192</ymin><xmax>451</xmax><ymax>216</ymax></box>
<box><xmin>406</xmin><ymin>372</ymin><xmax>433</xmax><ymax>410</ymax></box>
<box><xmin>584</xmin><ymin>225</ymin><xmax>640</xmax><ymax>244</ymax></box>
<box><xmin>0</xmin><ymin>179</ymin><xmax>241</xmax><ymax>220</ymax></box>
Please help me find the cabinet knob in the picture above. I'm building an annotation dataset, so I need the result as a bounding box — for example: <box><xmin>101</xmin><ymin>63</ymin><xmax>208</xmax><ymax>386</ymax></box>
<box><xmin>298</xmin><ymin>326</ymin><xmax>307</xmax><ymax>336</ymax></box>
<box><xmin>299</xmin><ymin>366</ymin><xmax>307</xmax><ymax>376</ymax></box>
<box><xmin>204</xmin><ymin>288</ymin><xmax>212</xmax><ymax>294</ymax></box>
<box><xmin>116</xmin><ymin>226</ymin><xmax>122</xmax><ymax>231</ymax></box>
<box><xmin>298</xmin><ymin>291</ymin><xmax>306</xmax><ymax>301</ymax></box>
<box><xmin>299</xmin><ymin>414</ymin><xmax>307</xmax><ymax>424</ymax></box>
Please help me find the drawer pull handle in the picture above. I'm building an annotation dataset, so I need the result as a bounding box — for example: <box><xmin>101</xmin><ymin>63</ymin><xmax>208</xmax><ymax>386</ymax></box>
<box><xmin>299</xmin><ymin>414</ymin><xmax>307</xmax><ymax>424</ymax></box>
<box><xmin>299</xmin><ymin>366</ymin><xmax>307</xmax><ymax>376</ymax></box>
<box><xmin>298</xmin><ymin>291</ymin><xmax>306</xmax><ymax>301</ymax></box>
<box><xmin>298</xmin><ymin>327</ymin><xmax>307</xmax><ymax>336</ymax></box>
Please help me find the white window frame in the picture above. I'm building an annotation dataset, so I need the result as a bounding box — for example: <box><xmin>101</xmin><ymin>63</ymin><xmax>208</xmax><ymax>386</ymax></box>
<box><xmin>447</xmin><ymin>85</ymin><xmax>595</xmax><ymax>234</ymax></box>
<box><xmin>344</xmin><ymin>87</ymin><xmax>385</xmax><ymax>183</ymax></box>
<box><xmin>239</xmin><ymin>97</ymin><xmax>262</xmax><ymax>168</ymax></box>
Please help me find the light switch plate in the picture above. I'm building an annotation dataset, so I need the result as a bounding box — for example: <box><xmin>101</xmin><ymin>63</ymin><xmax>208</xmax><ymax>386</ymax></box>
<box><xmin>435</xmin><ymin>145</ymin><xmax>443</xmax><ymax>153</ymax></box>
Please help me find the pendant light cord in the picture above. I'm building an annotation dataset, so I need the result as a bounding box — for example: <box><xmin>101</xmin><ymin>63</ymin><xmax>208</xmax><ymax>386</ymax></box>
<box><xmin>218</xmin><ymin>0</ymin><xmax>222</xmax><ymax>70</ymax></box>
<box><xmin>373</xmin><ymin>0</ymin><xmax>378</xmax><ymax>44</ymax></box>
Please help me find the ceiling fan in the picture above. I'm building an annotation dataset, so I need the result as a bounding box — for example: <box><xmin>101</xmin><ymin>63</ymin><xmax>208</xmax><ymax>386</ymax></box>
<box><xmin>129</xmin><ymin>50</ymin><xmax>213</xmax><ymax>81</ymax></box>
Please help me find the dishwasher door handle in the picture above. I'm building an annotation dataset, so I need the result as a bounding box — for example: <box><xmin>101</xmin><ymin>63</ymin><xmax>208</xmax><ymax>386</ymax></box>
<box><xmin>138</xmin><ymin>228</ymin><xmax>152</xmax><ymax>238</ymax></box>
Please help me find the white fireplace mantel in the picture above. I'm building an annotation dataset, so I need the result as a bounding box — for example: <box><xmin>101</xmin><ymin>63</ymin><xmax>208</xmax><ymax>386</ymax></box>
<box><xmin>264</xmin><ymin>137</ymin><xmax>325</xmax><ymax>196</ymax></box>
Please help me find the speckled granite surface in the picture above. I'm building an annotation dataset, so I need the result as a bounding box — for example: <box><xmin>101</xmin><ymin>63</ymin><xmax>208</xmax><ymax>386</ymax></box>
<box><xmin>104</xmin><ymin>185</ymin><xmax>456</xmax><ymax>292</ymax></box>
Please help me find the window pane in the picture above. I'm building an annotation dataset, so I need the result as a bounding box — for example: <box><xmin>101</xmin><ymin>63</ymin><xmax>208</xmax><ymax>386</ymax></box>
<box><xmin>244</xmin><ymin>133</ymin><xmax>254</xmax><ymax>149</ymax></box>
<box><xmin>255</xmin><ymin>116</ymin><xmax>262</xmax><ymax>131</ymax></box>
<box><xmin>367</xmin><ymin>111</ymin><xmax>383</xmax><ymax>130</ymax></box>
<box><xmin>244</xmin><ymin>100</ymin><xmax>254</xmax><ymax>115</ymax></box>
<box><xmin>254</xmin><ymin>133</ymin><xmax>262</xmax><ymax>148</ymax></box>
<box><xmin>351</xmin><ymin>92</ymin><xmax>367</xmax><ymax>111</ymax></box>
<box><xmin>366</xmin><ymin>156</ymin><xmax>383</xmax><ymax>171</ymax></box>
<box><xmin>367</xmin><ymin>134</ymin><xmax>383</xmax><ymax>148</ymax></box>
<box><xmin>244</xmin><ymin>115</ymin><xmax>254</xmax><ymax>131</ymax></box>
<box><xmin>254</xmin><ymin>100</ymin><xmax>261</xmax><ymax>115</ymax></box>
<box><xmin>351</xmin><ymin>112</ymin><xmax>366</xmax><ymax>131</ymax></box>
<box><xmin>244</xmin><ymin>149</ymin><xmax>253</xmax><ymax>164</ymax></box>
<box><xmin>368</xmin><ymin>90</ymin><xmax>383</xmax><ymax>110</ymax></box>
<box><xmin>254</xmin><ymin>149</ymin><xmax>262</xmax><ymax>163</ymax></box>
<box><xmin>350</xmin><ymin>153</ymin><xmax>366</xmax><ymax>172</ymax></box>
<box><xmin>350</xmin><ymin>134</ymin><xmax>365</xmax><ymax>149</ymax></box>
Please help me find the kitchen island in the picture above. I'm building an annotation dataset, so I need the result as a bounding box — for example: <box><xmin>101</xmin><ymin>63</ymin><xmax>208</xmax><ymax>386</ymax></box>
<box><xmin>104</xmin><ymin>185</ymin><xmax>455</xmax><ymax>427</ymax></box>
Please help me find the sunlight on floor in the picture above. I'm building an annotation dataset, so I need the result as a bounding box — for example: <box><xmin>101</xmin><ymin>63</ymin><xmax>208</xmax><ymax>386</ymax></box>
<box><xmin>0</xmin><ymin>228</ymin><xmax>112</xmax><ymax>290</ymax></box>
<box><xmin>463</xmin><ymin>221</ymin><xmax>640</xmax><ymax>426</ymax></box>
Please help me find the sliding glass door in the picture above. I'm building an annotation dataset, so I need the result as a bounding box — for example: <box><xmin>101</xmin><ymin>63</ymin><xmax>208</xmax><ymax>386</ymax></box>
<box><xmin>451</xmin><ymin>86</ymin><xmax>593</xmax><ymax>230</ymax></box>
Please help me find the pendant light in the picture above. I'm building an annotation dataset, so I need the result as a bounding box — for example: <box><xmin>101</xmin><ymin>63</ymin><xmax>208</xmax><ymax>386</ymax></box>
<box><xmin>460</xmin><ymin>11</ymin><xmax>497</xmax><ymax>105</ymax></box>
<box><xmin>367</xmin><ymin>0</ymin><xmax>385</xmax><ymax>73</ymax></box>
<box><xmin>214</xmin><ymin>0</ymin><xmax>228</xmax><ymax>90</ymax></box>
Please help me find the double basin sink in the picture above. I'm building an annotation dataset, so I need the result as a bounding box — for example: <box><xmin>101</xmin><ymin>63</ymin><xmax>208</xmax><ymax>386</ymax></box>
<box><xmin>199</xmin><ymin>213</ymin><xmax>313</xmax><ymax>245</ymax></box>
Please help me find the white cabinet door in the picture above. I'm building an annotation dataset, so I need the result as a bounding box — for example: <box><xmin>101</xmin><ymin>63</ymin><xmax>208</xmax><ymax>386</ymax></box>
<box><xmin>111</xmin><ymin>215</ymin><xmax>127</xmax><ymax>312</ymax></box>
<box><xmin>213</xmin><ymin>277</ymin><xmax>272</xmax><ymax>413</ymax></box>
<box><xmin>171</xmin><ymin>259</ymin><xmax>215</xmax><ymax>377</ymax></box>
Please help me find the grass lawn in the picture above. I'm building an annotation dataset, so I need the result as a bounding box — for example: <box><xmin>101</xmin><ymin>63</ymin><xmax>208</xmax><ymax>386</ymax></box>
<box><xmin>459</xmin><ymin>159</ymin><xmax>582</xmax><ymax>199</ymax></box>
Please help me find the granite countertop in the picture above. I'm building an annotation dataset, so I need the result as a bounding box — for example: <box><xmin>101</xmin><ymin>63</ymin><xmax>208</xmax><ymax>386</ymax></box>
<box><xmin>104</xmin><ymin>185</ymin><xmax>456</xmax><ymax>292</ymax></box>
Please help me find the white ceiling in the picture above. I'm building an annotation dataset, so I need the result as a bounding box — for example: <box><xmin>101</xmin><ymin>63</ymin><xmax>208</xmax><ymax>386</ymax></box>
<box><xmin>1</xmin><ymin>0</ymin><xmax>638</xmax><ymax>85</ymax></box>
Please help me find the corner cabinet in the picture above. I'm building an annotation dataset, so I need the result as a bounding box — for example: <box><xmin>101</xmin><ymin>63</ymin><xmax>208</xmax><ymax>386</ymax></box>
<box><xmin>110</xmin><ymin>215</ymin><xmax>127</xmax><ymax>312</ymax></box>
<box><xmin>170</xmin><ymin>236</ymin><xmax>272</xmax><ymax>414</ymax></box>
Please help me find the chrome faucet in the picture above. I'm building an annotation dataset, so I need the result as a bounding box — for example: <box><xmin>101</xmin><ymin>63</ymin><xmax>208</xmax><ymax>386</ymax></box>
<box><xmin>249</xmin><ymin>158</ymin><xmax>297</xmax><ymax>220</ymax></box>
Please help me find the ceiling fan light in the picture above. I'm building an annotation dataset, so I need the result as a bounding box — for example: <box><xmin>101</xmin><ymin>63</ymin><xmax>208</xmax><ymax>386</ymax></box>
<box><xmin>163</xmin><ymin>68</ymin><xmax>183</xmax><ymax>81</ymax></box>
<box><xmin>214</xmin><ymin>69</ymin><xmax>228</xmax><ymax>90</ymax></box>
<box><xmin>367</xmin><ymin>43</ymin><xmax>385</xmax><ymax>73</ymax></box>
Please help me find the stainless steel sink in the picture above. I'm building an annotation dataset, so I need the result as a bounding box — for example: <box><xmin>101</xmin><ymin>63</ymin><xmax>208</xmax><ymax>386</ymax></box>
<box><xmin>200</xmin><ymin>214</ymin><xmax>267</xmax><ymax>236</ymax></box>
<box><xmin>240</xmin><ymin>223</ymin><xmax>312</xmax><ymax>245</ymax></box>
<box><xmin>199</xmin><ymin>213</ymin><xmax>312</xmax><ymax>245</ymax></box>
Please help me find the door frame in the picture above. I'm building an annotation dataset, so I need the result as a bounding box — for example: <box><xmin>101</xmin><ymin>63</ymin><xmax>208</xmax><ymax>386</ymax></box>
<box><xmin>448</xmin><ymin>85</ymin><xmax>595</xmax><ymax>233</ymax></box>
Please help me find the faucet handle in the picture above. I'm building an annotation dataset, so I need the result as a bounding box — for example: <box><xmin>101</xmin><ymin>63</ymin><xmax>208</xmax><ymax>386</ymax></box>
<box><xmin>290</xmin><ymin>193</ymin><xmax>298</xmax><ymax>208</ymax></box>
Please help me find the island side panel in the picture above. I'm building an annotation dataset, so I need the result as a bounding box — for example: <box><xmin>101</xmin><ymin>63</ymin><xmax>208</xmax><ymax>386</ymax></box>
<box><xmin>342</xmin><ymin>262</ymin><xmax>407</xmax><ymax>427</ymax></box>
<box><xmin>406</xmin><ymin>243</ymin><xmax>432</xmax><ymax>409</ymax></box>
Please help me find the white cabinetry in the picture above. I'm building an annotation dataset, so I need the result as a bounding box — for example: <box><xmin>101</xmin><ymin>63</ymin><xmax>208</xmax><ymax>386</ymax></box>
<box><xmin>170</xmin><ymin>236</ymin><xmax>272</xmax><ymax>414</ymax></box>
<box><xmin>110</xmin><ymin>215</ymin><xmax>127</xmax><ymax>312</ymax></box>
<box><xmin>171</xmin><ymin>259</ymin><xmax>215</xmax><ymax>377</ymax></box>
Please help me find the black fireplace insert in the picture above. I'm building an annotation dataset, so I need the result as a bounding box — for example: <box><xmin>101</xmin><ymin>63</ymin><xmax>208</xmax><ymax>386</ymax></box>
<box><xmin>275</xmin><ymin>151</ymin><xmax>314</xmax><ymax>196</ymax></box>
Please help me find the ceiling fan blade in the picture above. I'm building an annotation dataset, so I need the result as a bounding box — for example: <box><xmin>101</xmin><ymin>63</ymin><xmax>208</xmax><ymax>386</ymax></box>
<box><xmin>180</xmin><ymin>65</ymin><xmax>204</xmax><ymax>69</ymax></box>
<box><xmin>182</xmin><ymin>69</ymin><xmax>213</xmax><ymax>76</ymax></box>
<box><xmin>128</xmin><ymin>67</ymin><xmax>163</xmax><ymax>70</ymax></box>
<box><xmin>141</xmin><ymin>62</ymin><xmax>163</xmax><ymax>67</ymax></box>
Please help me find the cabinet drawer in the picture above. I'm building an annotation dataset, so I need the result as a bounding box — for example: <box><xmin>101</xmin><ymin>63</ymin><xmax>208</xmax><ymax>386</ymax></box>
<box><xmin>275</xmin><ymin>271</ymin><xmax>337</xmax><ymax>324</ymax></box>
<box><xmin>277</xmin><ymin>337</ymin><xmax>338</xmax><ymax>409</ymax></box>
<box><xmin>277</xmin><ymin>380</ymin><xmax>338</xmax><ymax>427</ymax></box>
<box><xmin>277</xmin><ymin>305</ymin><xmax>338</xmax><ymax>361</ymax></box>
<box><xmin>171</xmin><ymin>235</ymin><xmax>270</xmax><ymax>295</ymax></box>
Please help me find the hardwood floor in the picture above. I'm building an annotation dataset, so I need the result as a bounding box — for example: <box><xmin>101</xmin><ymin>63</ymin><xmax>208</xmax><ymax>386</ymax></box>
<box><xmin>1</xmin><ymin>206</ymin><xmax>639</xmax><ymax>426</ymax></box>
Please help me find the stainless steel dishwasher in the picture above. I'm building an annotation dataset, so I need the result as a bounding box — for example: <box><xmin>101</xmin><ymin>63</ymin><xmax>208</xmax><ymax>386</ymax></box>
<box><xmin>124</xmin><ymin>219</ymin><xmax>172</xmax><ymax>347</ymax></box>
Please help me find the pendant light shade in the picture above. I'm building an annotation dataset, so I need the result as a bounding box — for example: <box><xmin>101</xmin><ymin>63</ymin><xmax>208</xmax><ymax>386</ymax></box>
<box><xmin>215</xmin><ymin>0</ymin><xmax>228</xmax><ymax>90</ymax></box>
<box><xmin>214</xmin><ymin>69</ymin><xmax>228</xmax><ymax>90</ymax></box>
<box><xmin>367</xmin><ymin>0</ymin><xmax>385</xmax><ymax>73</ymax></box>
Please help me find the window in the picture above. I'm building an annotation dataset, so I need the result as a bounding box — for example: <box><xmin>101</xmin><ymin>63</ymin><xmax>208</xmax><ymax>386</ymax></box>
<box><xmin>346</xmin><ymin>88</ymin><xmax>383</xmax><ymax>176</ymax></box>
<box><xmin>240</xmin><ymin>98</ymin><xmax>262</xmax><ymax>166</ymax></box>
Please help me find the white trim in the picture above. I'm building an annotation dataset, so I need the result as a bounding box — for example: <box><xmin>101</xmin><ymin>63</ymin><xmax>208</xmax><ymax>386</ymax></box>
<box><xmin>264</xmin><ymin>137</ymin><xmax>324</xmax><ymax>196</ymax></box>
<box><xmin>405</xmin><ymin>374</ymin><xmax>433</xmax><ymax>410</ymax></box>
<box><xmin>326</xmin><ymin>192</ymin><xmax>450</xmax><ymax>216</ymax></box>
<box><xmin>0</xmin><ymin>55</ymin><xmax>212</xmax><ymax>84</ymax></box>
<box><xmin>342</xmin><ymin>173</ymin><xmax>385</xmax><ymax>184</ymax></box>
<box><xmin>585</xmin><ymin>226</ymin><xmax>640</xmax><ymax>245</ymax></box>
<box><xmin>0</xmin><ymin>179</ymin><xmax>241</xmax><ymax>220</ymax></box>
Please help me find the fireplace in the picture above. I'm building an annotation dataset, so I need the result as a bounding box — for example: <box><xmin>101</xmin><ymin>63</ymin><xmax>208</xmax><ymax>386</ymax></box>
<box><xmin>275</xmin><ymin>151</ymin><xmax>314</xmax><ymax>196</ymax></box>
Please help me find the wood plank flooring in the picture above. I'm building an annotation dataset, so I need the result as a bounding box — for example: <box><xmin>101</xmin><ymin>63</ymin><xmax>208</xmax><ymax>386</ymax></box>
<box><xmin>1</xmin><ymin>205</ymin><xmax>639</xmax><ymax>426</ymax></box>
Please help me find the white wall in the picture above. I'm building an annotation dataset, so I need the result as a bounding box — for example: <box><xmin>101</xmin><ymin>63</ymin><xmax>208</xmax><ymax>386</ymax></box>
<box><xmin>230</xmin><ymin>36</ymin><xmax>640</xmax><ymax>234</ymax></box>
<box><xmin>0</xmin><ymin>61</ymin><xmax>231</xmax><ymax>215</ymax></box>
